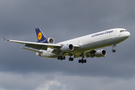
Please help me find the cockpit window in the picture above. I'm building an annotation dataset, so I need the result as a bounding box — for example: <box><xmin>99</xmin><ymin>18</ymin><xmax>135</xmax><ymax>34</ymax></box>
<box><xmin>120</xmin><ymin>30</ymin><xmax>124</xmax><ymax>32</ymax></box>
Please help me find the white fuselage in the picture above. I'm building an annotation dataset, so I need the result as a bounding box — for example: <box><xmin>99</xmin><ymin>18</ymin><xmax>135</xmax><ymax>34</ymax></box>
<box><xmin>38</xmin><ymin>28</ymin><xmax>130</xmax><ymax>58</ymax></box>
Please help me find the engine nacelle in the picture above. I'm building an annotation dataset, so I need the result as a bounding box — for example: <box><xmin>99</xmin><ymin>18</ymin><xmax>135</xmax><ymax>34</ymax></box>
<box><xmin>61</xmin><ymin>44</ymin><xmax>74</xmax><ymax>52</ymax></box>
<box><xmin>94</xmin><ymin>49</ymin><xmax>107</xmax><ymax>58</ymax></box>
<box><xmin>48</xmin><ymin>37</ymin><xmax>54</xmax><ymax>44</ymax></box>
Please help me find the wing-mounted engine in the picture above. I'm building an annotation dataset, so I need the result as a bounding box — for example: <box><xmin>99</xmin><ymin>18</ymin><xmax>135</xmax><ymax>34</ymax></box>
<box><xmin>60</xmin><ymin>44</ymin><xmax>74</xmax><ymax>52</ymax></box>
<box><xmin>48</xmin><ymin>37</ymin><xmax>55</xmax><ymax>44</ymax></box>
<box><xmin>88</xmin><ymin>49</ymin><xmax>107</xmax><ymax>58</ymax></box>
<box><xmin>94</xmin><ymin>49</ymin><xmax>107</xmax><ymax>57</ymax></box>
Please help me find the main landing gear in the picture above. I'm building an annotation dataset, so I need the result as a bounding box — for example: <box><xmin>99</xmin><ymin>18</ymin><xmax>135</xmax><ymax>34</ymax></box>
<box><xmin>57</xmin><ymin>56</ymin><xmax>74</xmax><ymax>61</ymax></box>
<box><xmin>57</xmin><ymin>55</ymin><xmax>87</xmax><ymax>64</ymax></box>
<box><xmin>58</xmin><ymin>56</ymin><xmax>65</xmax><ymax>60</ymax></box>
<box><xmin>112</xmin><ymin>44</ymin><xmax>116</xmax><ymax>52</ymax></box>
<box><xmin>69</xmin><ymin>57</ymin><xmax>74</xmax><ymax>61</ymax></box>
<box><xmin>78</xmin><ymin>59</ymin><xmax>87</xmax><ymax>63</ymax></box>
<box><xmin>78</xmin><ymin>53</ymin><xmax>87</xmax><ymax>64</ymax></box>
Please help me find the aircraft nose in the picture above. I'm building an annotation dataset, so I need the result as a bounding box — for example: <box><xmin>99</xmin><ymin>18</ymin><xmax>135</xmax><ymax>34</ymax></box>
<box><xmin>126</xmin><ymin>31</ymin><xmax>130</xmax><ymax>37</ymax></box>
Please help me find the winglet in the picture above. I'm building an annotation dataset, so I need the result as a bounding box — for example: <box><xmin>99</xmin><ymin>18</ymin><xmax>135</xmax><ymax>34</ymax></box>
<box><xmin>2</xmin><ymin>35</ymin><xmax>9</xmax><ymax>41</ymax></box>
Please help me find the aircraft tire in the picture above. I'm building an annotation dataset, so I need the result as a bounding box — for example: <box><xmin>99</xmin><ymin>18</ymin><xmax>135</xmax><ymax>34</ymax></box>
<box><xmin>58</xmin><ymin>56</ymin><xmax>65</xmax><ymax>60</ymax></box>
<box><xmin>78</xmin><ymin>59</ymin><xmax>87</xmax><ymax>63</ymax></box>
<box><xmin>112</xmin><ymin>49</ymin><xmax>116</xmax><ymax>52</ymax></box>
<box><xmin>69</xmin><ymin>57</ymin><xmax>74</xmax><ymax>61</ymax></box>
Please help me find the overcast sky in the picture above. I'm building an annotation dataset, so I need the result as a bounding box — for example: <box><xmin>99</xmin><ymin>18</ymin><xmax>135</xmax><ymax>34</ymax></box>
<box><xmin>0</xmin><ymin>0</ymin><xmax>135</xmax><ymax>90</ymax></box>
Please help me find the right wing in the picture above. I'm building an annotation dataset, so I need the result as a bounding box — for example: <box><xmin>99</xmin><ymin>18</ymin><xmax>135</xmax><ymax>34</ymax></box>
<box><xmin>3</xmin><ymin>35</ymin><xmax>80</xmax><ymax>51</ymax></box>
<box><xmin>3</xmin><ymin>35</ymin><xmax>61</xmax><ymax>50</ymax></box>
<box><xmin>8</xmin><ymin>39</ymin><xmax>62</xmax><ymax>50</ymax></box>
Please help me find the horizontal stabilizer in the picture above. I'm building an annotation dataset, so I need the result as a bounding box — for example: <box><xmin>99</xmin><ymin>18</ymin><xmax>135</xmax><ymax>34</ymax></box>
<box><xmin>2</xmin><ymin>35</ymin><xmax>9</xmax><ymax>41</ymax></box>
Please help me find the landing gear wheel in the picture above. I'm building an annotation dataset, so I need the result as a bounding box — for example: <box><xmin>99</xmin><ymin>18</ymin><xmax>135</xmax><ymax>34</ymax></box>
<box><xmin>78</xmin><ymin>60</ymin><xmax>82</xmax><ymax>63</ymax></box>
<box><xmin>58</xmin><ymin>56</ymin><xmax>60</xmax><ymax>60</ymax></box>
<box><xmin>78</xmin><ymin>59</ymin><xmax>87</xmax><ymax>63</ymax></box>
<box><xmin>112</xmin><ymin>44</ymin><xmax>116</xmax><ymax>53</ymax></box>
<box><xmin>58</xmin><ymin>56</ymin><xmax>65</xmax><ymax>60</ymax></box>
<box><xmin>84</xmin><ymin>59</ymin><xmax>87</xmax><ymax>63</ymax></box>
<box><xmin>60</xmin><ymin>56</ymin><xmax>63</xmax><ymax>60</ymax></box>
<box><xmin>112</xmin><ymin>49</ymin><xmax>116</xmax><ymax>52</ymax></box>
<box><xmin>69</xmin><ymin>57</ymin><xmax>74</xmax><ymax>61</ymax></box>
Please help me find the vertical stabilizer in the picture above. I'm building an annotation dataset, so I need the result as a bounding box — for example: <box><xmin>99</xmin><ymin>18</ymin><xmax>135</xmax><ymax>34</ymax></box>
<box><xmin>35</xmin><ymin>28</ymin><xmax>48</xmax><ymax>43</ymax></box>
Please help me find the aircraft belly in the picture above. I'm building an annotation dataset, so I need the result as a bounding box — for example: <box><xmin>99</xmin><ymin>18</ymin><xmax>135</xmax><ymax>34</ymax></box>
<box><xmin>95</xmin><ymin>38</ymin><xmax>113</xmax><ymax>48</ymax></box>
<box><xmin>40</xmin><ymin>51</ymin><xmax>58</xmax><ymax>58</ymax></box>
<box><xmin>44</xmin><ymin>36</ymin><xmax>124</xmax><ymax>58</ymax></box>
<box><xmin>81</xmin><ymin>38</ymin><xmax>113</xmax><ymax>50</ymax></box>
<box><xmin>113</xmin><ymin>36</ymin><xmax>128</xmax><ymax>44</ymax></box>
<box><xmin>41</xmin><ymin>38</ymin><xmax>114</xmax><ymax>58</ymax></box>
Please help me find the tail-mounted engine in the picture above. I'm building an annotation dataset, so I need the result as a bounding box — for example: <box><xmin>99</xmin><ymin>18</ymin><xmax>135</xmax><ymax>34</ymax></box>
<box><xmin>60</xmin><ymin>44</ymin><xmax>74</xmax><ymax>52</ymax></box>
<box><xmin>48</xmin><ymin>38</ymin><xmax>54</xmax><ymax>44</ymax></box>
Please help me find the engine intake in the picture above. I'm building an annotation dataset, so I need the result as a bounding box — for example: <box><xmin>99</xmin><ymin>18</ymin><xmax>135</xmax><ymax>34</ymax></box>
<box><xmin>61</xmin><ymin>44</ymin><xmax>74</xmax><ymax>52</ymax></box>
<box><xmin>94</xmin><ymin>49</ymin><xmax>107</xmax><ymax>58</ymax></box>
<box><xmin>48</xmin><ymin>38</ymin><xmax>54</xmax><ymax>44</ymax></box>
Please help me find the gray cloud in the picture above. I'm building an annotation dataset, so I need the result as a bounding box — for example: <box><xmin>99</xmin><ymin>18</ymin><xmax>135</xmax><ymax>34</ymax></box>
<box><xmin>0</xmin><ymin>0</ymin><xmax>135</xmax><ymax>90</ymax></box>
<box><xmin>0</xmin><ymin>72</ymin><xmax>135</xmax><ymax>90</ymax></box>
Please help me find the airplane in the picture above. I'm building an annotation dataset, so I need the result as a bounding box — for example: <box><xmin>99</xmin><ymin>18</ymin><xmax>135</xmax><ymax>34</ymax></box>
<box><xmin>3</xmin><ymin>28</ymin><xmax>130</xmax><ymax>63</ymax></box>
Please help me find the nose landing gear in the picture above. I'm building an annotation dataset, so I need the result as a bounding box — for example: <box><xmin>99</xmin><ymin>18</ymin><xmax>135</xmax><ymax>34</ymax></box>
<box><xmin>112</xmin><ymin>44</ymin><xmax>116</xmax><ymax>52</ymax></box>
<box><xmin>112</xmin><ymin>49</ymin><xmax>116</xmax><ymax>52</ymax></box>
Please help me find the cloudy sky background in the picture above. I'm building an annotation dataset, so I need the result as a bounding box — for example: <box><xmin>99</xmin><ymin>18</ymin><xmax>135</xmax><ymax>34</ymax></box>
<box><xmin>0</xmin><ymin>0</ymin><xmax>135</xmax><ymax>90</ymax></box>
